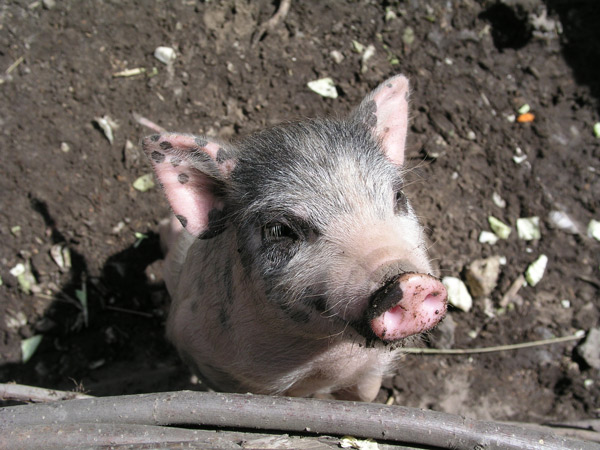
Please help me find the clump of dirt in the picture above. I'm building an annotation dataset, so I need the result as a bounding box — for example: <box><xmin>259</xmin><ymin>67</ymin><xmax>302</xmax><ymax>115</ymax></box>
<box><xmin>0</xmin><ymin>0</ymin><xmax>598</xmax><ymax>425</ymax></box>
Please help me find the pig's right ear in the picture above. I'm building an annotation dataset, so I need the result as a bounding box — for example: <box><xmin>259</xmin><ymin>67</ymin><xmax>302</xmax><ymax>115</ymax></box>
<box><xmin>351</xmin><ymin>75</ymin><xmax>410</xmax><ymax>166</ymax></box>
<box><xmin>141</xmin><ymin>133</ymin><xmax>236</xmax><ymax>239</ymax></box>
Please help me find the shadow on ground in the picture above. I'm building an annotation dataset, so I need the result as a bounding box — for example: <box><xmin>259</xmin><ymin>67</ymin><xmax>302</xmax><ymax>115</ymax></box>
<box><xmin>0</xmin><ymin>204</ymin><xmax>196</xmax><ymax>401</ymax></box>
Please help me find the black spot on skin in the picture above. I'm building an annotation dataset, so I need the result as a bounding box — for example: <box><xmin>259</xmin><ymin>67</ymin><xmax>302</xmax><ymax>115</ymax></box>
<box><xmin>150</xmin><ymin>134</ymin><xmax>160</xmax><ymax>142</ymax></box>
<box><xmin>189</xmin><ymin>148</ymin><xmax>213</xmax><ymax>165</ymax></box>
<box><xmin>178</xmin><ymin>173</ymin><xmax>189</xmax><ymax>184</ymax></box>
<box><xmin>198</xmin><ymin>208</ymin><xmax>227</xmax><ymax>240</ymax></box>
<box><xmin>362</xmin><ymin>99</ymin><xmax>378</xmax><ymax>129</ymax></box>
<box><xmin>312</xmin><ymin>296</ymin><xmax>327</xmax><ymax>313</ymax></box>
<box><xmin>176</xmin><ymin>214</ymin><xmax>188</xmax><ymax>228</ymax></box>
<box><xmin>383</xmin><ymin>127</ymin><xmax>390</xmax><ymax>133</ymax></box>
<box><xmin>171</xmin><ymin>157</ymin><xmax>182</xmax><ymax>167</ymax></box>
<box><xmin>216</xmin><ymin>148</ymin><xmax>231</xmax><ymax>164</ymax></box>
<box><xmin>195</xmin><ymin>137</ymin><xmax>208</xmax><ymax>148</ymax></box>
<box><xmin>386</xmin><ymin>83</ymin><xmax>393</xmax><ymax>88</ymax></box>
<box><xmin>160</xmin><ymin>141</ymin><xmax>173</xmax><ymax>150</ymax></box>
<box><xmin>151</xmin><ymin>151</ymin><xmax>166</xmax><ymax>163</ymax></box>
<box><xmin>281</xmin><ymin>303</ymin><xmax>311</xmax><ymax>324</ymax></box>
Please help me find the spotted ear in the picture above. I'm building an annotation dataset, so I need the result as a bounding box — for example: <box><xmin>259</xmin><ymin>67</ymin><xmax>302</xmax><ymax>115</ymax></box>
<box><xmin>352</xmin><ymin>75</ymin><xmax>410</xmax><ymax>166</ymax></box>
<box><xmin>141</xmin><ymin>133</ymin><xmax>236</xmax><ymax>239</ymax></box>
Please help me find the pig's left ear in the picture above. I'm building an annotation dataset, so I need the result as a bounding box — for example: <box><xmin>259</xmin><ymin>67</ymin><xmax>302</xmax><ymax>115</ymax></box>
<box><xmin>352</xmin><ymin>75</ymin><xmax>410</xmax><ymax>166</ymax></box>
<box><xmin>141</xmin><ymin>133</ymin><xmax>236</xmax><ymax>238</ymax></box>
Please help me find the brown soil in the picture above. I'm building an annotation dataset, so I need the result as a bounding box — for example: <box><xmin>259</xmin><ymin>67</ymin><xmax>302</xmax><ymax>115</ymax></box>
<box><xmin>1</xmin><ymin>0</ymin><xmax>599</xmax><ymax>426</ymax></box>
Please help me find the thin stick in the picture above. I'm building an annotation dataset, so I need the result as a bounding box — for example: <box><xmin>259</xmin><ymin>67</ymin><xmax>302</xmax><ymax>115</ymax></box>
<box><xmin>133</xmin><ymin>112</ymin><xmax>166</xmax><ymax>133</ymax></box>
<box><xmin>403</xmin><ymin>331</ymin><xmax>584</xmax><ymax>355</ymax></box>
<box><xmin>105</xmin><ymin>305</ymin><xmax>154</xmax><ymax>318</ymax></box>
<box><xmin>0</xmin><ymin>383</ymin><xmax>92</xmax><ymax>403</ymax></box>
<box><xmin>5</xmin><ymin>56</ymin><xmax>24</xmax><ymax>74</ymax></box>
<box><xmin>252</xmin><ymin>0</ymin><xmax>292</xmax><ymax>46</ymax></box>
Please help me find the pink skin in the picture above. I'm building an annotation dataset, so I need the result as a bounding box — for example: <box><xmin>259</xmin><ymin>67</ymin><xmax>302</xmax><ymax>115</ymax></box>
<box><xmin>370</xmin><ymin>273</ymin><xmax>447</xmax><ymax>341</ymax></box>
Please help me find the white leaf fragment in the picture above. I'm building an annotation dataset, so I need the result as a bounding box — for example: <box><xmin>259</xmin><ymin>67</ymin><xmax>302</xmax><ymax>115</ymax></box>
<box><xmin>588</xmin><ymin>219</ymin><xmax>600</xmax><ymax>241</ymax></box>
<box><xmin>133</xmin><ymin>173</ymin><xmax>156</xmax><ymax>192</ymax></box>
<box><xmin>516</xmin><ymin>216</ymin><xmax>541</xmax><ymax>240</ymax></box>
<box><xmin>340</xmin><ymin>436</ymin><xmax>379</xmax><ymax>450</ymax></box>
<box><xmin>525</xmin><ymin>254</ymin><xmax>548</xmax><ymax>287</ymax></box>
<box><xmin>442</xmin><ymin>277</ymin><xmax>473</xmax><ymax>312</ymax></box>
<box><xmin>479</xmin><ymin>230</ymin><xmax>499</xmax><ymax>245</ymax></box>
<box><xmin>10</xmin><ymin>261</ymin><xmax>37</xmax><ymax>294</ymax></box>
<box><xmin>94</xmin><ymin>115</ymin><xmax>118</xmax><ymax>145</ymax></box>
<box><xmin>10</xmin><ymin>263</ymin><xmax>25</xmax><ymax>277</ymax></box>
<box><xmin>6</xmin><ymin>311</ymin><xmax>27</xmax><ymax>330</ymax></box>
<box><xmin>154</xmin><ymin>46</ymin><xmax>176</xmax><ymax>64</ymax></box>
<box><xmin>513</xmin><ymin>147</ymin><xmax>527</xmax><ymax>164</ymax></box>
<box><xmin>492</xmin><ymin>192</ymin><xmax>506</xmax><ymax>208</ymax></box>
<box><xmin>307</xmin><ymin>77</ymin><xmax>338</xmax><ymax>99</ymax></box>
<box><xmin>548</xmin><ymin>210</ymin><xmax>579</xmax><ymax>234</ymax></box>
<box><xmin>113</xmin><ymin>67</ymin><xmax>146</xmax><ymax>77</ymax></box>
<box><xmin>330</xmin><ymin>50</ymin><xmax>344</xmax><ymax>64</ymax></box>
<box><xmin>488</xmin><ymin>216</ymin><xmax>511</xmax><ymax>239</ymax></box>
<box><xmin>21</xmin><ymin>335</ymin><xmax>43</xmax><ymax>363</ymax></box>
<box><xmin>50</xmin><ymin>244</ymin><xmax>72</xmax><ymax>271</ymax></box>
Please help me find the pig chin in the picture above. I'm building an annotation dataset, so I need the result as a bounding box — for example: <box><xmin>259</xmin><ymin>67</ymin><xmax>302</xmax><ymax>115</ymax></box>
<box><xmin>350</xmin><ymin>272</ymin><xmax>448</xmax><ymax>344</ymax></box>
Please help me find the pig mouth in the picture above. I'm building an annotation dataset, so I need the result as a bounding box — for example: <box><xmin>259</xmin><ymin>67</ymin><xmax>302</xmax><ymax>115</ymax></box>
<box><xmin>353</xmin><ymin>272</ymin><xmax>447</xmax><ymax>344</ymax></box>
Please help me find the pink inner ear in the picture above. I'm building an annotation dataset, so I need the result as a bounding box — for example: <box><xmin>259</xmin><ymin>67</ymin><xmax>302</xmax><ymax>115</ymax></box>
<box><xmin>143</xmin><ymin>133</ymin><xmax>229</xmax><ymax>238</ymax></box>
<box><xmin>371</xmin><ymin>75</ymin><xmax>410</xmax><ymax>166</ymax></box>
<box><xmin>153</xmin><ymin>159</ymin><xmax>220</xmax><ymax>237</ymax></box>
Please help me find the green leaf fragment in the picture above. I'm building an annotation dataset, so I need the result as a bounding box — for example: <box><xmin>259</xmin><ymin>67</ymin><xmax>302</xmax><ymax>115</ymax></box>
<box><xmin>518</xmin><ymin>104</ymin><xmax>530</xmax><ymax>114</ymax></box>
<box><xmin>134</xmin><ymin>232</ymin><xmax>149</xmax><ymax>248</ymax></box>
<box><xmin>516</xmin><ymin>217</ymin><xmax>541</xmax><ymax>240</ymax></box>
<box><xmin>402</xmin><ymin>27</ymin><xmax>415</xmax><ymax>45</ymax></box>
<box><xmin>525</xmin><ymin>254</ymin><xmax>548</xmax><ymax>287</ymax></box>
<box><xmin>488</xmin><ymin>216</ymin><xmax>512</xmax><ymax>239</ymax></box>
<box><xmin>593</xmin><ymin>123</ymin><xmax>600</xmax><ymax>138</ymax></box>
<box><xmin>352</xmin><ymin>40</ymin><xmax>365</xmax><ymax>53</ymax></box>
<box><xmin>133</xmin><ymin>174</ymin><xmax>156</xmax><ymax>192</ymax></box>
<box><xmin>21</xmin><ymin>335</ymin><xmax>43</xmax><ymax>363</ymax></box>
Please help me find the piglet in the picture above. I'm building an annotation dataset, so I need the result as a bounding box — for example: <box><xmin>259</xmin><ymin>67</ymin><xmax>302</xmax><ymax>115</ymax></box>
<box><xmin>142</xmin><ymin>75</ymin><xmax>447</xmax><ymax>401</ymax></box>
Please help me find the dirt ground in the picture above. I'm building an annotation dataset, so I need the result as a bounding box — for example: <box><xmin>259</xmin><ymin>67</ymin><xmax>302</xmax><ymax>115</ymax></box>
<box><xmin>1</xmin><ymin>0</ymin><xmax>599</xmax><ymax>428</ymax></box>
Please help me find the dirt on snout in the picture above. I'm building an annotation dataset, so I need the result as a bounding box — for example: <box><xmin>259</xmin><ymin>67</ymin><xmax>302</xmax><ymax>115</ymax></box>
<box><xmin>1</xmin><ymin>0</ymin><xmax>599</xmax><ymax>427</ymax></box>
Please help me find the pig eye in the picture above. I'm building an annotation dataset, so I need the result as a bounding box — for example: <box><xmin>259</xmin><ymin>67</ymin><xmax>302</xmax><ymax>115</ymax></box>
<box><xmin>262</xmin><ymin>222</ymin><xmax>298</xmax><ymax>242</ymax></box>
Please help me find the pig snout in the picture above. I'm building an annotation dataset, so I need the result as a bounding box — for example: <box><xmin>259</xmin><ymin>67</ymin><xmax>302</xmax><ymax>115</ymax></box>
<box><xmin>366</xmin><ymin>273</ymin><xmax>447</xmax><ymax>342</ymax></box>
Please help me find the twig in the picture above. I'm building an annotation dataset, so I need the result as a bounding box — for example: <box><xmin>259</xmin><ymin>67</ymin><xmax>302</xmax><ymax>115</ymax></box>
<box><xmin>500</xmin><ymin>274</ymin><xmax>525</xmax><ymax>308</ymax></box>
<box><xmin>105</xmin><ymin>305</ymin><xmax>154</xmax><ymax>318</ymax></box>
<box><xmin>1</xmin><ymin>423</ymin><xmax>347</xmax><ymax>450</ymax></box>
<box><xmin>5</xmin><ymin>56</ymin><xmax>24</xmax><ymax>74</ymax></box>
<box><xmin>404</xmin><ymin>331</ymin><xmax>585</xmax><ymax>355</ymax></box>
<box><xmin>133</xmin><ymin>112</ymin><xmax>166</xmax><ymax>133</ymax></box>
<box><xmin>251</xmin><ymin>0</ymin><xmax>291</xmax><ymax>47</ymax></box>
<box><xmin>0</xmin><ymin>383</ymin><xmax>92</xmax><ymax>403</ymax></box>
<box><xmin>0</xmin><ymin>391</ymin><xmax>593</xmax><ymax>449</ymax></box>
